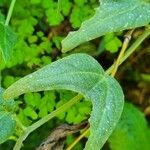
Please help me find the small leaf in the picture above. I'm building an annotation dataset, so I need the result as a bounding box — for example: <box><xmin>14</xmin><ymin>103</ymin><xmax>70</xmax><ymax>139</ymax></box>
<box><xmin>62</xmin><ymin>0</ymin><xmax>150</xmax><ymax>52</ymax></box>
<box><xmin>108</xmin><ymin>102</ymin><xmax>150</xmax><ymax>150</ymax></box>
<box><xmin>0</xmin><ymin>22</ymin><xmax>17</xmax><ymax>61</ymax></box>
<box><xmin>103</xmin><ymin>33</ymin><xmax>122</xmax><ymax>53</ymax></box>
<box><xmin>4</xmin><ymin>54</ymin><xmax>124</xmax><ymax>150</ymax></box>
<box><xmin>0</xmin><ymin>87</ymin><xmax>16</xmax><ymax>144</ymax></box>
<box><xmin>23</xmin><ymin>106</ymin><xmax>38</xmax><ymax>120</ymax></box>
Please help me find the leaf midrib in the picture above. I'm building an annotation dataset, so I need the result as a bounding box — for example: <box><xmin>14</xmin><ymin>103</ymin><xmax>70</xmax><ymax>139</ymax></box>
<box><xmin>21</xmin><ymin>71</ymin><xmax>108</xmax><ymax>99</ymax></box>
<box><xmin>31</xmin><ymin>71</ymin><xmax>105</xmax><ymax>82</ymax></box>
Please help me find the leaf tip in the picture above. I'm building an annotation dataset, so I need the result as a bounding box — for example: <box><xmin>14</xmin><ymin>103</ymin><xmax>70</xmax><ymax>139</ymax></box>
<box><xmin>61</xmin><ymin>40</ymin><xmax>69</xmax><ymax>53</ymax></box>
<box><xmin>2</xmin><ymin>86</ymin><xmax>15</xmax><ymax>100</ymax></box>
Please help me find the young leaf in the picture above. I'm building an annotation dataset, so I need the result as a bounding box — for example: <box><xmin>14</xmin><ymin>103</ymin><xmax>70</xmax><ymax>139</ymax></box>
<box><xmin>62</xmin><ymin>0</ymin><xmax>150</xmax><ymax>52</ymax></box>
<box><xmin>0</xmin><ymin>22</ymin><xmax>17</xmax><ymax>61</ymax></box>
<box><xmin>108</xmin><ymin>102</ymin><xmax>150</xmax><ymax>150</ymax></box>
<box><xmin>0</xmin><ymin>87</ymin><xmax>16</xmax><ymax>144</ymax></box>
<box><xmin>3</xmin><ymin>54</ymin><xmax>124</xmax><ymax>150</ymax></box>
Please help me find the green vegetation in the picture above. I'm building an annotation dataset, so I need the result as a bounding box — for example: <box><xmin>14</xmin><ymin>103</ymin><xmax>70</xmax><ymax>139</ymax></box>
<box><xmin>0</xmin><ymin>0</ymin><xmax>150</xmax><ymax>150</ymax></box>
<box><xmin>109</xmin><ymin>103</ymin><xmax>150</xmax><ymax>150</ymax></box>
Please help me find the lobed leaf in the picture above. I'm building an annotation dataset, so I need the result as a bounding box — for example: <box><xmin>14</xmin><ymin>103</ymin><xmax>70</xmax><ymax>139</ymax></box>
<box><xmin>0</xmin><ymin>87</ymin><xmax>16</xmax><ymax>144</ymax></box>
<box><xmin>62</xmin><ymin>0</ymin><xmax>150</xmax><ymax>52</ymax></box>
<box><xmin>3</xmin><ymin>53</ymin><xmax>124</xmax><ymax>150</ymax></box>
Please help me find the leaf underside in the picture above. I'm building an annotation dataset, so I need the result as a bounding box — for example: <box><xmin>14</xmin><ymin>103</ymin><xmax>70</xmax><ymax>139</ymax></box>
<box><xmin>62</xmin><ymin>0</ymin><xmax>150</xmax><ymax>52</ymax></box>
<box><xmin>0</xmin><ymin>88</ymin><xmax>16</xmax><ymax>144</ymax></box>
<box><xmin>4</xmin><ymin>53</ymin><xmax>124</xmax><ymax>150</ymax></box>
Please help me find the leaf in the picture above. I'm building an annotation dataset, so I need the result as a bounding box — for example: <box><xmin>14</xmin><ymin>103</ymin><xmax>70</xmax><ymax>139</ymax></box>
<box><xmin>62</xmin><ymin>0</ymin><xmax>150</xmax><ymax>52</ymax></box>
<box><xmin>0</xmin><ymin>13</ymin><xmax>5</xmax><ymax>23</ymax></box>
<box><xmin>23</xmin><ymin>106</ymin><xmax>38</xmax><ymax>120</ymax></box>
<box><xmin>0</xmin><ymin>22</ymin><xmax>17</xmax><ymax>61</ymax></box>
<box><xmin>103</xmin><ymin>33</ymin><xmax>122</xmax><ymax>53</ymax></box>
<box><xmin>0</xmin><ymin>87</ymin><xmax>16</xmax><ymax>144</ymax></box>
<box><xmin>108</xmin><ymin>102</ymin><xmax>150</xmax><ymax>150</ymax></box>
<box><xmin>3</xmin><ymin>53</ymin><xmax>124</xmax><ymax>150</ymax></box>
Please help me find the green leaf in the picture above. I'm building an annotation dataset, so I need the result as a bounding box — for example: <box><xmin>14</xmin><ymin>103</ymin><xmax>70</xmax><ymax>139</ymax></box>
<box><xmin>31</xmin><ymin>0</ymin><xmax>41</xmax><ymax>4</ymax></box>
<box><xmin>66</xmin><ymin>106</ymin><xmax>78</xmax><ymax>124</ymax></box>
<box><xmin>60</xmin><ymin>0</ymin><xmax>72</xmax><ymax>16</ymax></box>
<box><xmin>0</xmin><ymin>22</ymin><xmax>17</xmax><ymax>61</ymax></box>
<box><xmin>0</xmin><ymin>87</ymin><xmax>16</xmax><ymax>144</ymax></box>
<box><xmin>24</xmin><ymin>92</ymin><xmax>41</xmax><ymax>107</ymax></box>
<box><xmin>0</xmin><ymin>13</ymin><xmax>5</xmax><ymax>23</ymax></box>
<box><xmin>3</xmin><ymin>53</ymin><xmax>124</xmax><ymax>150</ymax></box>
<box><xmin>23</xmin><ymin>106</ymin><xmax>38</xmax><ymax>120</ymax></box>
<box><xmin>62</xmin><ymin>0</ymin><xmax>150</xmax><ymax>52</ymax></box>
<box><xmin>103</xmin><ymin>33</ymin><xmax>122</xmax><ymax>53</ymax></box>
<box><xmin>108</xmin><ymin>102</ymin><xmax>150</xmax><ymax>150</ymax></box>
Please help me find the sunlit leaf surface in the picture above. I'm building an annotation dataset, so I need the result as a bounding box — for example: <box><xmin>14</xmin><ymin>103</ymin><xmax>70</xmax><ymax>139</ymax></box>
<box><xmin>4</xmin><ymin>54</ymin><xmax>124</xmax><ymax>149</ymax></box>
<box><xmin>62</xmin><ymin>0</ymin><xmax>150</xmax><ymax>52</ymax></box>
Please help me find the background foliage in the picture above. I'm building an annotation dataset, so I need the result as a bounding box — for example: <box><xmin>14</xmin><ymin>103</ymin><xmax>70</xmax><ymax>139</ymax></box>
<box><xmin>0</xmin><ymin>0</ymin><xmax>150</xmax><ymax>149</ymax></box>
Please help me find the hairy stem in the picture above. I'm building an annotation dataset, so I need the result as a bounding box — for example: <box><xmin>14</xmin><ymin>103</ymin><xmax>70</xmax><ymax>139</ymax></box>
<box><xmin>5</xmin><ymin>0</ymin><xmax>16</xmax><ymax>25</ymax></box>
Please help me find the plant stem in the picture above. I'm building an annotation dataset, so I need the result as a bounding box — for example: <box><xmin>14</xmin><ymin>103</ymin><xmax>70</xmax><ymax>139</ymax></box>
<box><xmin>1</xmin><ymin>0</ymin><xmax>16</xmax><ymax>86</ymax></box>
<box><xmin>13</xmin><ymin>94</ymin><xmax>83</xmax><ymax>150</ymax></box>
<box><xmin>5</xmin><ymin>0</ymin><xmax>16</xmax><ymax>25</ymax></box>
<box><xmin>106</xmin><ymin>27</ymin><xmax>150</xmax><ymax>74</ymax></box>
<box><xmin>111</xmin><ymin>29</ymin><xmax>134</xmax><ymax>77</ymax></box>
<box><xmin>66</xmin><ymin>127</ymin><xmax>90</xmax><ymax>150</ymax></box>
<box><xmin>13</xmin><ymin>27</ymin><xmax>150</xmax><ymax>150</ymax></box>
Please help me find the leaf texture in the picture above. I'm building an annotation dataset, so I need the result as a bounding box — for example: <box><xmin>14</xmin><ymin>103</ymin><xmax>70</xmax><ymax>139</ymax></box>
<box><xmin>62</xmin><ymin>0</ymin><xmax>150</xmax><ymax>52</ymax></box>
<box><xmin>0</xmin><ymin>22</ymin><xmax>17</xmax><ymax>61</ymax></box>
<box><xmin>0</xmin><ymin>88</ymin><xmax>16</xmax><ymax>144</ymax></box>
<box><xmin>4</xmin><ymin>53</ymin><xmax>124</xmax><ymax>150</ymax></box>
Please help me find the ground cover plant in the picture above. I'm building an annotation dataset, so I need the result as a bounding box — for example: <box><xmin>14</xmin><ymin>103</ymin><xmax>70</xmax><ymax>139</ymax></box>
<box><xmin>0</xmin><ymin>0</ymin><xmax>150</xmax><ymax>150</ymax></box>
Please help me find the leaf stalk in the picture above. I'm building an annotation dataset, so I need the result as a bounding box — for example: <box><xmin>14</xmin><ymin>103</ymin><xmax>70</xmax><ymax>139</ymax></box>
<box><xmin>5</xmin><ymin>0</ymin><xmax>16</xmax><ymax>25</ymax></box>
